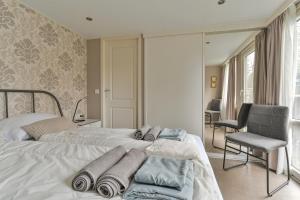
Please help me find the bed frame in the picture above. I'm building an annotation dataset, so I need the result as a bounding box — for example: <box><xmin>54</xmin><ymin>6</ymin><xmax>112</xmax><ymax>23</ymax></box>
<box><xmin>0</xmin><ymin>89</ymin><xmax>63</xmax><ymax>118</ymax></box>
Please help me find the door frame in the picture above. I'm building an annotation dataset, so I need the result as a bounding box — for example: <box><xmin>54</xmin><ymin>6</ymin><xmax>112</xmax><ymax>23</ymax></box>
<box><xmin>100</xmin><ymin>35</ymin><xmax>143</xmax><ymax>128</ymax></box>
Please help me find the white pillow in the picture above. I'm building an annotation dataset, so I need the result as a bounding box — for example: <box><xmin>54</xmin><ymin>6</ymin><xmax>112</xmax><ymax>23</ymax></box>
<box><xmin>0</xmin><ymin>113</ymin><xmax>57</xmax><ymax>141</ymax></box>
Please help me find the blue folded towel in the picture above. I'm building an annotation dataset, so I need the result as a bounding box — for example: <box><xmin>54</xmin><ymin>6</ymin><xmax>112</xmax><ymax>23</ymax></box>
<box><xmin>158</xmin><ymin>128</ymin><xmax>187</xmax><ymax>141</ymax></box>
<box><xmin>123</xmin><ymin>156</ymin><xmax>194</xmax><ymax>200</ymax></box>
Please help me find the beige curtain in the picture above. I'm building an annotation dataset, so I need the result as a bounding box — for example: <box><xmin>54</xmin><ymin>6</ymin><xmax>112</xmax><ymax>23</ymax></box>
<box><xmin>254</xmin><ymin>13</ymin><xmax>284</xmax><ymax>105</ymax></box>
<box><xmin>254</xmin><ymin>31</ymin><xmax>267</xmax><ymax>104</ymax></box>
<box><xmin>226</xmin><ymin>57</ymin><xmax>236</xmax><ymax>119</ymax></box>
<box><xmin>253</xmin><ymin>12</ymin><xmax>287</xmax><ymax>173</ymax></box>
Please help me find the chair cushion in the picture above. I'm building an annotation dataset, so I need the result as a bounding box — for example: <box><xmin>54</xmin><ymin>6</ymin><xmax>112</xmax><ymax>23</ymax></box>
<box><xmin>226</xmin><ymin>132</ymin><xmax>287</xmax><ymax>152</ymax></box>
<box><xmin>214</xmin><ymin>120</ymin><xmax>238</xmax><ymax>129</ymax></box>
<box><xmin>205</xmin><ymin>110</ymin><xmax>221</xmax><ymax>114</ymax></box>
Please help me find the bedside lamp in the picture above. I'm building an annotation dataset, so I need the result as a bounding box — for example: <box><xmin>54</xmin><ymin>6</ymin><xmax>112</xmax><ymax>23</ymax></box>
<box><xmin>72</xmin><ymin>96</ymin><xmax>87</xmax><ymax>123</ymax></box>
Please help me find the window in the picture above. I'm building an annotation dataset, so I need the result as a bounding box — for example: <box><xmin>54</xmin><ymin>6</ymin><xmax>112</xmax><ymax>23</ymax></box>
<box><xmin>243</xmin><ymin>51</ymin><xmax>255</xmax><ymax>103</ymax></box>
<box><xmin>292</xmin><ymin>18</ymin><xmax>300</xmax><ymax>176</ymax></box>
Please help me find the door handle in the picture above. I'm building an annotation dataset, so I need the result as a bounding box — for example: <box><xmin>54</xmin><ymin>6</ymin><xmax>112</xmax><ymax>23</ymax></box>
<box><xmin>104</xmin><ymin>89</ymin><xmax>111</xmax><ymax>92</ymax></box>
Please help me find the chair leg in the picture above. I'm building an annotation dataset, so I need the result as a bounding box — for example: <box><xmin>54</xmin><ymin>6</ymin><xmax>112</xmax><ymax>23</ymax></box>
<box><xmin>209</xmin><ymin>113</ymin><xmax>213</xmax><ymax>128</ymax></box>
<box><xmin>223</xmin><ymin>142</ymin><xmax>249</xmax><ymax>171</ymax></box>
<box><xmin>212</xmin><ymin>125</ymin><xmax>241</xmax><ymax>154</ymax></box>
<box><xmin>222</xmin><ymin>139</ymin><xmax>227</xmax><ymax>170</ymax></box>
<box><xmin>265</xmin><ymin>147</ymin><xmax>290</xmax><ymax>197</ymax></box>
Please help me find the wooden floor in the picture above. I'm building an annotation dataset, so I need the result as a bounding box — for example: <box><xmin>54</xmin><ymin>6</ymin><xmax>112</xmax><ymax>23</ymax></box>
<box><xmin>204</xmin><ymin>126</ymin><xmax>300</xmax><ymax>200</ymax></box>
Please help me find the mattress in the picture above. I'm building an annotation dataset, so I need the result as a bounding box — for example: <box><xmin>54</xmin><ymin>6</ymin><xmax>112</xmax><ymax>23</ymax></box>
<box><xmin>0</xmin><ymin>128</ymin><xmax>223</xmax><ymax>200</ymax></box>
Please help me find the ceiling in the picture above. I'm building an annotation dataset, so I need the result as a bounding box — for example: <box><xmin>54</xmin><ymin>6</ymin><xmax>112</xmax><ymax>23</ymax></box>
<box><xmin>21</xmin><ymin>0</ymin><xmax>289</xmax><ymax>39</ymax></box>
<box><xmin>205</xmin><ymin>31</ymin><xmax>255</xmax><ymax>66</ymax></box>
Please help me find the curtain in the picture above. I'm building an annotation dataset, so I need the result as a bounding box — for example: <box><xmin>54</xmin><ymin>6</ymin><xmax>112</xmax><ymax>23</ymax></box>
<box><xmin>253</xmin><ymin>5</ymin><xmax>297</xmax><ymax>174</ymax></box>
<box><xmin>226</xmin><ymin>57</ymin><xmax>236</xmax><ymax>120</ymax></box>
<box><xmin>266</xmin><ymin>15</ymin><xmax>285</xmax><ymax>105</ymax></box>
<box><xmin>221</xmin><ymin>64</ymin><xmax>229</xmax><ymax>120</ymax></box>
<box><xmin>277</xmin><ymin>5</ymin><xmax>297</xmax><ymax>175</ymax></box>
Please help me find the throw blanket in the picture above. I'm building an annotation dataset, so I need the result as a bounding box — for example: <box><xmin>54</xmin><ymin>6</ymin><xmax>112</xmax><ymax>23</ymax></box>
<box><xmin>123</xmin><ymin>157</ymin><xmax>194</xmax><ymax>200</ymax></box>
<box><xmin>134</xmin><ymin>156</ymin><xmax>193</xmax><ymax>191</ymax></box>
<box><xmin>158</xmin><ymin>128</ymin><xmax>187</xmax><ymax>141</ymax></box>
<box><xmin>144</xmin><ymin>126</ymin><xmax>161</xmax><ymax>141</ymax></box>
<box><xmin>146</xmin><ymin>139</ymin><xmax>201</xmax><ymax>160</ymax></box>
<box><xmin>96</xmin><ymin>149</ymin><xmax>147</xmax><ymax>198</ymax></box>
<box><xmin>72</xmin><ymin>145</ymin><xmax>126</xmax><ymax>192</ymax></box>
<box><xmin>134</xmin><ymin>125</ymin><xmax>151</xmax><ymax>140</ymax></box>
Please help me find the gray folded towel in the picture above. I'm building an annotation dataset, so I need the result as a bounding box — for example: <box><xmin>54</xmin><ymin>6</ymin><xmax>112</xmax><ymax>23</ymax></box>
<box><xmin>72</xmin><ymin>145</ymin><xmax>126</xmax><ymax>192</ymax></box>
<box><xmin>134</xmin><ymin>125</ymin><xmax>151</xmax><ymax>140</ymax></box>
<box><xmin>95</xmin><ymin>149</ymin><xmax>147</xmax><ymax>198</ymax></box>
<box><xmin>143</xmin><ymin>126</ymin><xmax>161</xmax><ymax>141</ymax></box>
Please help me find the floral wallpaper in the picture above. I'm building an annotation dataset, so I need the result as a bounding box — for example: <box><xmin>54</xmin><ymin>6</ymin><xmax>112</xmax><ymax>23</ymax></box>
<box><xmin>0</xmin><ymin>0</ymin><xmax>87</xmax><ymax>119</ymax></box>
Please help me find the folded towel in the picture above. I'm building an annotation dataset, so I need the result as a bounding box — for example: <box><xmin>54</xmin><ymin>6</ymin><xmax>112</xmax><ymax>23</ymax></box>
<box><xmin>146</xmin><ymin>139</ymin><xmax>201</xmax><ymax>161</ymax></box>
<box><xmin>134</xmin><ymin>156</ymin><xmax>193</xmax><ymax>191</ymax></box>
<box><xmin>143</xmin><ymin>126</ymin><xmax>161</xmax><ymax>141</ymax></box>
<box><xmin>158</xmin><ymin>128</ymin><xmax>187</xmax><ymax>141</ymax></box>
<box><xmin>96</xmin><ymin>148</ymin><xmax>147</xmax><ymax>198</ymax></box>
<box><xmin>72</xmin><ymin>145</ymin><xmax>126</xmax><ymax>192</ymax></box>
<box><xmin>134</xmin><ymin>125</ymin><xmax>151</xmax><ymax>140</ymax></box>
<box><xmin>123</xmin><ymin>160</ymin><xmax>194</xmax><ymax>200</ymax></box>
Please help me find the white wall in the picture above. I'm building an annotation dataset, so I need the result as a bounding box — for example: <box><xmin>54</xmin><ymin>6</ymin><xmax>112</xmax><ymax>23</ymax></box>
<box><xmin>144</xmin><ymin>34</ymin><xmax>204</xmax><ymax>137</ymax></box>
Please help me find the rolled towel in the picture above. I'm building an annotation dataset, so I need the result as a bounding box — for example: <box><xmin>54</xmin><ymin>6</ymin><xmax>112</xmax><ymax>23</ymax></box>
<box><xmin>72</xmin><ymin>145</ymin><xmax>126</xmax><ymax>192</ymax></box>
<box><xmin>143</xmin><ymin>126</ymin><xmax>161</xmax><ymax>141</ymax></box>
<box><xmin>134</xmin><ymin>125</ymin><xmax>151</xmax><ymax>140</ymax></box>
<box><xmin>96</xmin><ymin>148</ymin><xmax>147</xmax><ymax>198</ymax></box>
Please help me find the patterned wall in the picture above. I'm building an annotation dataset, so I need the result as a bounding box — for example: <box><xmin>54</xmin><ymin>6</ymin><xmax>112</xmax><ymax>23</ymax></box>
<box><xmin>0</xmin><ymin>0</ymin><xmax>87</xmax><ymax>119</ymax></box>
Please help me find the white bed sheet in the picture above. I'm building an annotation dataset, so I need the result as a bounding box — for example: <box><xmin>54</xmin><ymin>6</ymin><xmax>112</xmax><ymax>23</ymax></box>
<box><xmin>0</xmin><ymin>127</ymin><xmax>223</xmax><ymax>200</ymax></box>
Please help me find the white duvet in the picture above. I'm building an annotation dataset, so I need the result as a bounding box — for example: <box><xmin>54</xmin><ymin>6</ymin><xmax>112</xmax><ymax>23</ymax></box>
<box><xmin>40</xmin><ymin>127</ymin><xmax>152</xmax><ymax>150</ymax></box>
<box><xmin>0</xmin><ymin>127</ymin><xmax>223</xmax><ymax>200</ymax></box>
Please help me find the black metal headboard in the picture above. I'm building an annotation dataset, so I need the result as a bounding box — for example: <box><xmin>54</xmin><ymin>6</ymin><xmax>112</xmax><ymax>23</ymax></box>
<box><xmin>0</xmin><ymin>89</ymin><xmax>63</xmax><ymax>118</ymax></box>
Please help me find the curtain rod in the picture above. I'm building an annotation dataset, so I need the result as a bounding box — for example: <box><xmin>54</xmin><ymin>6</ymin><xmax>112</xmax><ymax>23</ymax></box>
<box><xmin>205</xmin><ymin>27</ymin><xmax>264</xmax><ymax>35</ymax></box>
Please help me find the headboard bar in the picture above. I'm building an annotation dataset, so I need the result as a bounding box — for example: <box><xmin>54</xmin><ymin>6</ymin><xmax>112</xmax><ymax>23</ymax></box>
<box><xmin>0</xmin><ymin>89</ymin><xmax>63</xmax><ymax>118</ymax></box>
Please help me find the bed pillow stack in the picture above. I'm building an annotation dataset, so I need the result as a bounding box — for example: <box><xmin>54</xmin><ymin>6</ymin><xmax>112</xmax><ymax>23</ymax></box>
<box><xmin>123</xmin><ymin>155</ymin><xmax>194</xmax><ymax>200</ymax></box>
<box><xmin>134</xmin><ymin>125</ymin><xmax>187</xmax><ymax>142</ymax></box>
<box><xmin>72</xmin><ymin>145</ymin><xmax>147</xmax><ymax>198</ymax></box>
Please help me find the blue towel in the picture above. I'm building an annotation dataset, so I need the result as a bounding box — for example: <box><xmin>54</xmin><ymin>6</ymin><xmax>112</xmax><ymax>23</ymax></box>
<box><xmin>158</xmin><ymin>128</ymin><xmax>187</xmax><ymax>141</ymax></box>
<box><xmin>134</xmin><ymin>156</ymin><xmax>192</xmax><ymax>190</ymax></box>
<box><xmin>123</xmin><ymin>156</ymin><xmax>194</xmax><ymax>200</ymax></box>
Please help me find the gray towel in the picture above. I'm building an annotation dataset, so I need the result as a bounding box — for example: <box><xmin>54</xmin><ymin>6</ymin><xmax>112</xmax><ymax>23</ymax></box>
<box><xmin>123</xmin><ymin>162</ymin><xmax>194</xmax><ymax>200</ymax></box>
<box><xmin>143</xmin><ymin>126</ymin><xmax>161</xmax><ymax>141</ymax></box>
<box><xmin>72</xmin><ymin>145</ymin><xmax>126</xmax><ymax>192</ymax></box>
<box><xmin>95</xmin><ymin>149</ymin><xmax>147</xmax><ymax>198</ymax></box>
<box><xmin>134</xmin><ymin>156</ymin><xmax>192</xmax><ymax>191</ymax></box>
<box><xmin>134</xmin><ymin>125</ymin><xmax>151</xmax><ymax>140</ymax></box>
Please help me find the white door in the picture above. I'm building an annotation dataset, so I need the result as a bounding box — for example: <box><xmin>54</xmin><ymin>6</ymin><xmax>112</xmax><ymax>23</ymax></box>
<box><xmin>103</xmin><ymin>38</ymin><xmax>138</xmax><ymax>128</ymax></box>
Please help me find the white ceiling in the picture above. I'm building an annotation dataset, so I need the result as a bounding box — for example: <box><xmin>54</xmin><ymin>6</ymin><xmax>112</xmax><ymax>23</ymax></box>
<box><xmin>205</xmin><ymin>31</ymin><xmax>255</xmax><ymax>66</ymax></box>
<box><xmin>21</xmin><ymin>0</ymin><xmax>288</xmax><ymax>39</ymax></box>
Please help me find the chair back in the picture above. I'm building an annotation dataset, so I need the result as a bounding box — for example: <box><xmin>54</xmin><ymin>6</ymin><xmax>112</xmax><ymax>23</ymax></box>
<box><xmin>208</xmin><ymin>99</ymin><xmax>221</xmax><ymax>111</ymax></box>
<box><xmin>237</xmin><ymin>103</ymin><xmax>252</xmax><ymax>128</ymax></box>
<box><xmin>247</xmin><ymin>104</ymin><xmax>289</xmax><ymax>142</ymax></box>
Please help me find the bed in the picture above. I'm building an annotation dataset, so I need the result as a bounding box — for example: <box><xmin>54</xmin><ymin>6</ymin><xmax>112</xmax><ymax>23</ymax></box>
<box><xmin>0</xmin><ymin>89</ymin><xmax>223</xmax><ymax>200</ymax></box>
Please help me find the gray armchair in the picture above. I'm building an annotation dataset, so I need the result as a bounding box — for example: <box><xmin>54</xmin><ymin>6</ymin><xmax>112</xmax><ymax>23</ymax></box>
<box><xmin>205</xmin><ymin>99</ymin><xmax>221</xmax><ymax>128</ymax></box>
<box><xmin>223</xmin><ymin>104</ymin><xmax>290</xmax><ymax>197</ymax></box>
<box><xmin>212</xmin><ymin>103</ymin><xmax>252</xmax><ymax>152</ymax></box>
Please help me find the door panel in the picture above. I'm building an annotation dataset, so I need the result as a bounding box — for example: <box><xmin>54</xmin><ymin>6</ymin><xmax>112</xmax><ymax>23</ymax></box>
<box><xmin>104</xmin><ymin>39</ymin><xmax>138</xmax><ymax>128</ymax></box>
